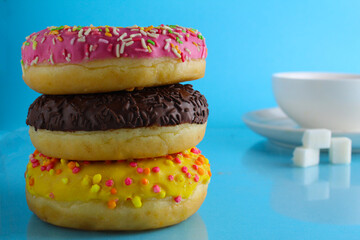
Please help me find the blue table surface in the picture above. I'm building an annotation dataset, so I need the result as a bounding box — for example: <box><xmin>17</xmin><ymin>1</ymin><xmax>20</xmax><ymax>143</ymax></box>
<box><xmin>2</xmin><ymin>126</ymin><xmax>360</xmax><ymax>239</ymax></box>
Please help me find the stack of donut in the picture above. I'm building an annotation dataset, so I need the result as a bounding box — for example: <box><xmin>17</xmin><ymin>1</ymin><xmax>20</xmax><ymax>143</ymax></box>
<box><xmin>21</xmin><ymin>25</ymin><xmax>210</xmax><ymax>230</ymax></box>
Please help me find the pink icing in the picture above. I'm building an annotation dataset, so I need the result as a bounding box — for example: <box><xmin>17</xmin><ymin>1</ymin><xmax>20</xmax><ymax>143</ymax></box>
<box><xmin>21</xmin><ymin>25</ymin><xmax>207</xmax><ymax>66</ymax></box>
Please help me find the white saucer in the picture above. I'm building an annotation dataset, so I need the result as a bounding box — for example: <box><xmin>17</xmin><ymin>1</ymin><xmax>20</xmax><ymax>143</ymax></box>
<box><xmin>243</xmin><ymin>107</ymin><xmax>360</xmax><ymax>151</ymax></box>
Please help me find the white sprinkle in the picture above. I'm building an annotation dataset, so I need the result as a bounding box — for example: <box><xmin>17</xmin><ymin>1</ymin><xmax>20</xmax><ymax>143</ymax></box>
<box><xmin>130</xmin><ymin>33</ymin><xmax>141</xmax><ymax>38</ymax></box>
<box><xmin>41</xmin><ymin>37</ymin><xmax>46</xmax><ymax>43</ymax></box>
<box><xmin>197</xmin><ymin>46</ymin><xmax>201</xmax><ymax>52</ymax></box>
<box><xmin>128</xmin><ymin>25</ymin><xmax>139</xmax><ymax>29</ymax></box>
<box><xmin>150</xmin><ymin>29</ymin><xmax>157</xmax><ymax>33</ymax></box>
<box><xmin>172</xmin><ymin>48</ymin><xmax>181</xmax><ymax>58</ymax></box>
<box><xmin>70</xmin><ymin>37</ymin><xmax>76</xmax><ymax>45</ymax></box>
<box><xmin>50</xmin><ymin>54</ymin><xmax>54</xmax><ymax>65</ymax></box>
<box><xmin>89</xmin><ymin>45</ymin><xmax>94</xmax><ymax>52</ymax></box>
<box><xmin>185</xmin><ymin>48</ymin><xmax>191</xmax><ymax>55</ymax></box>
<box><xmin>99</xmin><ymin>38</ymin><xmax>109</xmax><ymax>44</ymax></box>
<box><xmin>141</xmin><ymin>38</ymin><xmax>147</xmax><ymax>49</ymax></box>
<box><xmin>84</xmin><ymin>28</ymin><xmax>92</xmax><ymax>36</ymax></box>
<box><xmin>78</xmin><ymin>28</ymin><xmax>84</xmax><ymax>37</ymax></box>
<box><xmin>113</xmin><ymin>27</ymin><xmax>119</xmax><ymax>36</ymax></box>
<box><xmin>52</xmin><ymin>38</ymin><xmax>56</xmax><ymax>45</ymax></box>
<box><xmin>131</xmin><ymin>28</ymin><xmax>140</xmax><ymax>31</ymax></box>
<box><xmin>25</xmin><ymin>36</ymin><xmax>30</xmax><ymax>40</ymax></box>
<box><xmin>77</xmin><ymin>36</ymin><xmax>86</xmax><ymax>42</ymax></box>
<box><xmin>119</xmin><ymin>33</ymin><xmax>127</xmax><ymax>40</ymax></box>
<box><xmin>147</xmin><ymin>33</ymin><xmax>159</xmax><ymax>38</ymax></box>
<box><xmin>31</xmin><ymin>56</ymin><xmax>39</xmax><ymax>66</ymax></box>
<box><xmin>65</xmin><ymin>53</ymin><xmax>71</xmax><ymax>62</ymax></box>
<box><xmin>162</xmin><ymin>25</ymin><xmax>172</xmax><ymax>30</ymax></box>
<box><xmin>122</xmin><ymin>37</ymin><xmax>133</xmax><ymax>42</ymax></box>
<box><xmin>173</xmin><ymin>32</ymin><xmax>183</xmax><ymax>38</ymax></box>
<box><xmin>164</xmin><ymin>42</ymin><xmax>170</xmax><ymax>51</ymax></box>
<box><xmin>140</xmin><ymin>30</ymin><xmax>147</xmax><ymax>36</ymax></box>
<box><xmin>162</xmin><ymin>30</ymin><xmax>166</xmax><ymax>35</ymax></box>
<box><xmin>165</xmin><ymin>38</ymin><xmax>172</xmax><ymax>42</ymax></box>
<box><xmin>116</xmin><ymin>44</ymin><xmax>120</xmax><ymax>58</ymax></box>
<box><xmin>125</xmin><ymin>41</ymin><xmax>134</xmax><ymax>47</ymax></box>
<box><xmin>135</xmin><ymin>48</ymin><xmax>148</xmax><ymax>52</ymax></box>
<box><xmin>120</xmin><ymin>42</ymin><xmax>126</xmax><ymax>54</ymax></box>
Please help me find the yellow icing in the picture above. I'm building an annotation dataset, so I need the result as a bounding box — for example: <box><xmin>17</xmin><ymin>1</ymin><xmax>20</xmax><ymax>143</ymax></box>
<box><xmin>25</xmin><ymin>148</ymin><xmax>211</xmax><ymax>208</ymax></box>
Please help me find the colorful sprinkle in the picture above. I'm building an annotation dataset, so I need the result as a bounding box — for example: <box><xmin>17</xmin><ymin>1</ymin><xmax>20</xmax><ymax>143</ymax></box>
<box><xmin>129</xmin><ymin>162</ymin><xmax>137</xmax><ymax>168</ymax></box>
<box><xmin>141</xmin><ymin>178</ymin><xmax>149</xmax><ymax>185</ymax></box>
<box><xmin>132</xmin><ymin>196</ymin><xmax>142</xmax><ymax>208</ymax></box>
<box><xmin>174</xmin><ymin>157</ymin><xmax>181</xmax><ymax>164</ymax></box>
<box><xmin>144</xmin><ymin>168</ymin><xmax>150</xmax><ymax>175</ymax></box>
<box><xmin>152</xmin><ymin>167</ymin><xmax>160</xmax><ymax>173</ymax></box>
<box><xmin>81</xmin><ymin>175</ymin><xmax>90</xmax><ymax>186</ymax></box>
<box><xmin>110</xmin><ymin>188</ymin><xmax>117</xmax><ymax>195</ymax></box>
<box><xmin>191</xmin><ymin>148</ymin><xmax>201</xmax><ymax>154</ymax></box>
<box><xmin>105</xmin><ymin>179</ymin><xmax>114</xmax><ymax>187</ymax></box>
<box><xmin>29</xmin><ymin>177</ymin><xmax>34</xmax><ymax>186</ymax></box>
<box><xmin>61</xmin><ymin>178</ymin><xmax>69</xmax><ymax>184</ymax></box>
<box><xmin>125</xmin><ymin>177</ymin><xmax>133</xmax><ymax>186</ymax></box>
<box><xmin>90</xmin><ymin>184</ymin><xmax>100</xmax><ymax>193</ymax></box>
<box><xmin>174</xmin><ymin>196</ymin><xmax>182</xmax><ymax>203</ymax></box>
<box><xmin>93</xmin><ymin>174</ymin><xmax>102</xmax><ymax>184</ymax></box>
<box><xmin>194</xmin><ymin>174</ymin><xmax>199</xmax><ymax>182</ymax></box>
<box><xmin>67</xmin><ymin>161</ymin><xmax>76</xmax><ymax>170</ymax></box>
<box><xmin>153</xmin><ymin>185</ymin><xmax>161</xmax><ymax>193</ymax></box>
<box><xmin>147</xmin><ymin>39</ymin><xmax>155</xmax><ymax>45</ymax></box>
<box><xmin>108</xmin><ymin>199</ymin><xmax>117</xmax><ymax>209</ymax></box>
<box><xmin>176</xmin><ymin>175</ymin><xmax>185</xmax><ymax>183</ymax></box>
<box><xmin>72</xmin><ymin>167</ymin><xmax>80</xmax><ymax>174</ymax></box>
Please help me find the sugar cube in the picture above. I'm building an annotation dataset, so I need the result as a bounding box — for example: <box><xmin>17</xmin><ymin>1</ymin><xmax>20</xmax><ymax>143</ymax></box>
<box><xmin>302</xmin><ymin>129</ymin><xmax>331</xmax><ymax>149</ymax></box>
<box><xmin>329</xmin><ymin>137</ymin><xmax>352</xmax><ymax>164</ymax></box>
<box><xmin>293</xmin><ymin>147</ymin><xmax>320</xmax><ymax>167</ymax></box>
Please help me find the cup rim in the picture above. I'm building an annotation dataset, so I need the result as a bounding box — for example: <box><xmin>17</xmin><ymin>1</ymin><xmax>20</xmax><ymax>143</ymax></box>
<box><xmin>273</xmin><ymin>72</ymin><xmax>360</xmax><ymax>81</ymax></box>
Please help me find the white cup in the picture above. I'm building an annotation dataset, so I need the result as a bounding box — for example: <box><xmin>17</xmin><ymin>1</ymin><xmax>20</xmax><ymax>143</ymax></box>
<box><xmin>273</xmin><ymin>72</ymin><xmax>360</xmax><ymax>131</ymax></box>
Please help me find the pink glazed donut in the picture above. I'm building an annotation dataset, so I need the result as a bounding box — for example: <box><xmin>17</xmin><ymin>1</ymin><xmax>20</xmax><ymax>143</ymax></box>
<box><xmin>21</xmin><ymin>25</ymin><xmax>207</xmax><ymax>95</ymax></box>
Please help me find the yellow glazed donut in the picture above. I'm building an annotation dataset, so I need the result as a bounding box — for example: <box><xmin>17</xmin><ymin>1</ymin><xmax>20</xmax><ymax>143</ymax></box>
<box><xmin>21</xmin><ymin>25</ymin><xmax>207</xmax><ymax>94</ymax></box>
<box><xmin>25</xmin><ymin>148</ymin><xmax>211</xmax><ymax>230</ymax></box>
<box><xmin>26</xmin><ymin>84</ymin><xmax>209</xmax><ymax>160</ymax></box>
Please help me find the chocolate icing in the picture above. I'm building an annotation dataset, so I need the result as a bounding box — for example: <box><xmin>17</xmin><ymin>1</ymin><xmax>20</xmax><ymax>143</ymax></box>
<box><xmin>26</xmin><ymin>84</ymin><xmax>209</xmax><ymax>132</ymax></box>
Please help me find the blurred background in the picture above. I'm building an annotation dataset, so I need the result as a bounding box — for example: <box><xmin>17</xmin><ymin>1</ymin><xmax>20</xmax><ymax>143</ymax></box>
<box><xmin>2</xmin><ymin>0</ymin><xmax>360</xmax><ymax>131</ymax></box>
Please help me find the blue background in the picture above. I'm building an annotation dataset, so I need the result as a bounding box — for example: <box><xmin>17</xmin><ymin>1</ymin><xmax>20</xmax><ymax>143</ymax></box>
<box><xmin>2</xmin><ymin>0</ymin><xmax>360</xmax><ymax>130</ymax></box>
<box><xmin>3</xmin><ymin>1</ymin><xmax>360</xmax><ymax>239</ymax></box>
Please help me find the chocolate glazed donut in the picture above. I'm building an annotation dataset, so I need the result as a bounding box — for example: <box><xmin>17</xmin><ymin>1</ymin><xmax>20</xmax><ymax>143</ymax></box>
<box><xmin>27</xmin><ymin>84</ymin><xmax>209</xmax><ymax>160</ymax></box>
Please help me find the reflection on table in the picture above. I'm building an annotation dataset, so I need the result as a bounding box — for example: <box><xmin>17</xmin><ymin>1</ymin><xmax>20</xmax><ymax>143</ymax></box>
<box><xmin>242</xmin><ymin>141</ymin><xmax>360</xmax><ymax>225</ymax></box>
<box><xmin>27</xmin><ymin>213</ymin><xmax>208</xmax><ymax>240</ymax></box>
